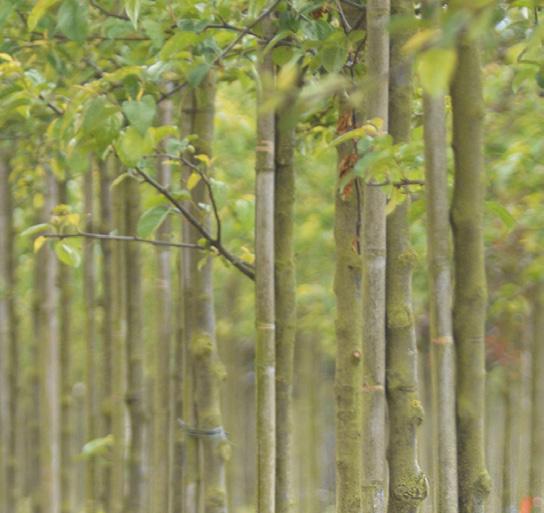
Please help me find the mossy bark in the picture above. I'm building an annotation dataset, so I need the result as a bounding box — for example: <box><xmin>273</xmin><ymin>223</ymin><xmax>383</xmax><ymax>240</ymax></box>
<box><xmin>450</xmin><ymin>17</ymin><xmax>491</xmax><ymax>513</ymax></box>
<box><xmin>110</xmin><ymin>168</ymin><xmax>127</xmax><ymax>513</ymax></box>
<box><xmin>422</xmin><ymin>3</ymin><xmax>459</xmax><ymax>513</ymax></box>
<box><xmin>274</xmin><ymin>80</ymin><xmax>297</xmax><ymax>513</ymax></box>
<box><xmin>529</xmin><ymin>288</ymin><xmax>544</xmax><ymax>512</ymax></box>
<box><xmin>99</xmin><ymin>157</ymin><xmax>114</xmax><ymax>512</ymax></box>
<box><xmin>124</xmin><ymin>175</ymin><xmax>147</xmax><ymax>513</ymax></box>
<box><xmin>255</xmin><ymin>14</ymin><xmax>276</xmax><ymax>513</ymax></box>
<box><xmin>81</xmin><ymin>168</ymin><xmax>99</xmax><ymax>513</ymax></box>
<box><xmin>151</xmin><ymin>93</ymin><xmax>174</xmax><ymax>513</ymax></box>
<box><xmin>58</xmin><ymin>179</ymin><xmax>74</xmax><ymax>513</ymax></box>
<box><xmin>334</xmin><ymin>90</ymin><xmax>363</xmax><ymax>513</ymax></box>
<box><xmin>386</xmin><ymin>2</ymin><xmax>428</xmax><ymax>510</ymax></box>
<box><xmin>362</xmin><ymin>2</ymin><xmax>389</xmax><ymax>512</ymax></box>
<box><xmin>184</xmin><ymin>74</ymin><xmax>229</xmax><ymax>513</ymax></box>
<box><xmin>40</xmin><ymin>171</ymin><xmax>61</xmax><ymax>513</ymax></box>
<box><xmin>0</xmin><ymin>156</ymin><xmax>15</xmax><ymax>513</ymax></box>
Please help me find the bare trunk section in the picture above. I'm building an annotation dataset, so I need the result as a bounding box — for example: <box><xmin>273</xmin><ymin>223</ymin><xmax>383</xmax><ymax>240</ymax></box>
<box><xmin>529</xmin><ymin>288</ymin><xmax>544</xmax><ymax>512</ymax></box>
<box><xmin>255</xmin><ymin>14</ymin><xmax>276</xmax><ymax>513</ymax></box>
<box><xmin>386</xmin><ymin>3</ymin><xmax>428</xmax><ymax>510</ymax></box>
<box><xmin>111</xmin><ymin>166</ymin><xmax>127</xmax><ymax>513</ymax></box>
<box><xmin>0</xmin><ymin>156</ymin><xmax>15</xmax><ymax>513</ymax></box>
<box><xmin>450</xmin><ymin>19</ymin><xmax>491</xmax><ymax>513</ymax></box>
<box><xmin>40</xmin><ymin>171</ymin><xmax>61</xmax><ymax>513</ymax></box>
<box><xmin>362</xmin><ymin>2</ymin><xmax>389</xmax><ymax>512</ymax></box>
<box><xmin>274</xmin><ymin>81</ymin><xmax>297</xmax><ymax>513</ymax></box>
<box><xmin>57</xmin><ymin>179</ymin><xmax>73</xmax><ymax>513</ymax></box>
<box><xmin>152</xmin><ymin>96</ymin><xmax>174</xmax><ymax>513</ymax></box>
<box><xmin>82</xmin><ymin>168</ymin><xmax>98</xmax><ymax>513</ymax></box>
<box><xmin>422</xmin><ymin>4</ymin><xmax>459</xmax><ymax>513</ymax></box>
<box><xmin>125</xmin><ymin>175</ymin><xmax>146</xmax><ymax>513</ymax></box>
<box><xmin>99</xmin><ymin>157</ymin><xmax>114</xmax><ymax>512</ymax></box>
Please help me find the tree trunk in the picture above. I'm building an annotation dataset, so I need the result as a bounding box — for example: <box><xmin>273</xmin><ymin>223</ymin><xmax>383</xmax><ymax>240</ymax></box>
<box><xmin>529</xmin><ymin>288</ymin><xmax>544</xmax><ymax>512</ymax></box>
<box><xmin>81</xmin><ymin>168</ymin><xmax>98</xmax><ymax>513</ymax></box>
<box><xmin>111</xmin><ymin>167</ymin><xmax>127</xmax><ymax>513</ymax></box>
<box><xmin>58</xmin><ymin>179</ymin><xmax>74</xmax><ymax>513</ymax></box>
<box><xmin>125</xmin><ymin>175</ymin><xmax>146</xmax><ymax>513</ymax></box>
<box><xmin>0</xmin><ymin>156</ymin><xmax>15</xmax><ymax>513</ymax></box>
<box><xmin>362</xmin><ymin>2</ymin><xmax>389</xmax><ymax>512</ymax></box>
<box><xmin>40</xmin><ymin>171</ymin><xmax>61</xmax><ymax>513</ymax></box>
<box><xmin>386</xmin><ymin>2</ymin><xmax>428</xmax><ymax>510</ymax></box>
<box><xmin>255</xmin><ymin>14</ymin><xmax>276</xmax><ymax>513</ymax></box>
<box><xmin>422</xmin><ymin>3</ymin><xmax>459</xmax><ymax>513</ymax></box>
<box><xmin>152</xmin><ymin>97</ymin><xmax>174</xmax><ymax>513</ymax></box>
<box><xmin>274</xmin><ymin>77</ymin><xmax>297</xmax><ymax>513</ymax></box>
<box><xmin>450</xmin><ymin>16</ymin><xmax>491</xmax><ymax>513</ymax></box>
<box><xmin>99</xmin><ymin>157</ymin><xmax>114</xmax><ymax>512</ymax></box>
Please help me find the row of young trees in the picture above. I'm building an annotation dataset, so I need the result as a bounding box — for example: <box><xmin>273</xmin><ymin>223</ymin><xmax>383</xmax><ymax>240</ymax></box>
<box><xmin>0</xmin><ymin>1</ymin><xmax>543</xmax><ymax>513</ymax></box>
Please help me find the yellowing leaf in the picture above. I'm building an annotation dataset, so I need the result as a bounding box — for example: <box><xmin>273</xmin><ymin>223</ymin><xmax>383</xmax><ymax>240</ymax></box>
<box><xmin>403</xmin><ymin>29</ymin><xmax>440</xmax><ymax>55</ymax></box>
<box><xmin>34</xmin><ymin>236</ymin><xmax>47</xmax><ymax>253</ymax></box>
<box><xmin>417</xmin><ymin>48</ymin><xmax>458</xmax><ymax>97</ymax></box>
<box><xmin>187</xmin><ymin>172</ymin><xmax>201</xmax><ymax>191</ymax></box>
<box><xmin>330</xmin><ymin>125</ymin><xmax>378</xmax><ymax>147</ymax></box>
<box><xmin>194</xmin><ymin>154</ymin><xmax>211</xmax><ymax>166</ymax></box>
<box><xmin>28</xmin><ymin>0</ymin><xmax>60</xmax><ymax>30</ymax></box>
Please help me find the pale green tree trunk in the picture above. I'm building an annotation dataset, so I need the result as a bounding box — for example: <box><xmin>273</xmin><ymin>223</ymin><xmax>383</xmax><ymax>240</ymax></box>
<box><xmin>82</xmin><ymin>168</ymin><xmax>98</xmax><ymax>513</ymax></box>
<box><xmin>529</xmin><ymin>288</ymin><xmax>544</xmax><ymax>512</ymax></box>
<box><xmin>386</xmin><ymin>3</ymin><xmax>428</xmax><ymax>510</ymax></box>
<box><xmin>99</xmin><ymin>158</ymin><xmax>114</xmax><ymax>512</ymax></box>
<box><xmin>152</xmin><ymin>96</ymin><xmax>174</xmax><ymax>513</ymax></box>
<box><xmin>0</xmin><ymin>156</ymin><xmax>15</xmax><ymax>513</ymax></box>
<box><xmin>40</xmin><ymin>171</ymin><xmax>61</xmax><ymax>513</ymax></box>
<box><xmin>274</xmin><ymin>77</ymin><xmax>297</xmax><ymax>513</ymax></box>
<box><xmin>58</xmin><ymin>179</ymin><xmax>74</xmax><ymax>513</ymax></box>
<box><xmin>362</xmin><ymin>2</ymin><xmax>389</xmax><ymax>512</ymax></box>
<box><xmin>450</xmin><ymin>12</ymin><xmax>491</xmax><ymax>512</ymax></box>
<box><xmin>255</xmin><ymin>14</ymin><xmax>276</xmax><ymax>513</ymax></box>
<box><xmin>111</xmin><ymin>169</ymin><xmax>127</xmax><ymax>513</ymax></box>
<box><xmin>422</xmin><ymin>3</ymin><xmax>459</xmax><ymax>513</ymax></box>
<box><xmin>125</xmin><ymin>175</ymin><xmax>147</xmax><ymax>513</ymax></box>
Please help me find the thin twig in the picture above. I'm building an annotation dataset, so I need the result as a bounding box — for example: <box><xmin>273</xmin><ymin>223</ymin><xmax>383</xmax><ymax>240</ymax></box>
<box><xmin>89</xmin><ymin>0</ymin><xmax>129</xmax><ymax>20</ymax></box>
<box><xmin>39</xmin><ymin>94</ymin><xmax>64</xmax><ymax>116</ymax></box>
<box><xmin>42</xmin><ymin>231</ymin><xmax>204</xmax><ymax>250</ymax></box>
<box><xmin>158</xmin><ymin>0</ymin><xmax>281</xmax><ymax>103</ymax></box>
<box><xmin>335</xmin><ymin>0</ymin><xmax>353</xmax><ymax>32</ymax></box>
<box><xmin>132</xmin><ymin>166</ymin><xmax>255</xmax><ymax>280</ymax></box>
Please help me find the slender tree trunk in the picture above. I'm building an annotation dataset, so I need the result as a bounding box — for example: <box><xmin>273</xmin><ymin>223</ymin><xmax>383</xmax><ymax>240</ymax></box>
<box><xmin>58</xmin><ymin>179</ymin><xmax>74</xmax><ymax>513</ymax></box>
<box><xmin>274</xmin><ymin>77</ymin><xmax>297</xmax><ymax>513</ymax></box>
<box><xmin>386</xmin><ymin>3</ymin><xmax>428</xmax><ymax>511</ymax></box>
<box><xmin>82</xmin><ymin>168</ymin><xmax>99</xmax><ymax>513</ymax></box>
<box><xmin>111</xmin><ymin>167</ymin><xmax>127</xmax><ymax>513</ymax></box>
<box><xmin>529</xmin><ymin>288</ymin><xmax>544</xmax><ymax>512</ymax></box>
<box><xmin>334</xmin><ymin>75</ymin><xmax>363</xmax><ymax>513</ymax></box>
<box><xmin>501</xmin><ymin>363</ymin><xmax>517</xmax><ymax>513</ymax></box>
<box><xmin>255</xmin><ymin>14</ymin><xmax>276</xmax><ymax>513</ymax></box>
<box><xmin>40</xmin><ymin>171</ymin><xmax>61</xmax><ymax>513</ymax></box>
<box><xmin>0</xmin><ymin>156</ymin><xmax>15</xmax><ymax>513</ymax></box>
<box><xmin>362</xmin><ymin>2</ymin><xmax>389</xmax><ymax>512</ymax></box>
<box><xmin>422</xmin><ymin>3</ymin><xmax>459</xmax><ymax>513</ymax></box>
<box><xmin>152</xmin><ymin>97</ymin><xmax>174</xmax><ymax>513</ymax></box>
<box><xmin>99</xmin><ymin>157</ymin><xmax>114</xmax><ymax>512</ymax></box>
<box><xmin>125</xmin><ymin>175</ymin><xmax>146</xmax><ymax>513</ymax></box>
<box><xmin>450</xmin><ymin>15</ymin><xmax>491</xmax><ymax>513</ymax></box>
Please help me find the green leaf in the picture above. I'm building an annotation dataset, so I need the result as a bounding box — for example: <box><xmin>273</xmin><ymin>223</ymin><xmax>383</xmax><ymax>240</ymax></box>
<box><xmin>137</xmin><ymin>206</ymin><xmax>170</xmax><ymax>238</ymax></box>
<box><xmin>115</xmin><ymin>127</ymin><xmax>155</xmax><ymax>167</ymax></box>
<box><xmin>320</xmin><ymin>45</ymin><xmax>348</xmax><ymax>73</ymax></box>
<box><xmin>81</xmin><ymin>434</ymin><xmax>114</xmax><ymax>459</ymax></box>
<box><xmin>124</xmin><ymin>0</ymin><xmax>141</xmax><ymax>29</ymax></box>
<box><xmin>57</xmin><ymin>0</ymin><xmax>88</xmax><ymax>42</ymax></box>
<box><xmin>122</xmin><ymin>95</ymin><xmax>157</xmax><ymax>136</ymax></box>
<box><xmin>486</xmin><ymin>201</ymin><xmax>516</xmax><ymax>229</ymax></box>
<box><xmin>417</xmin><ymin>48</ymin><xmax>457</xmax><ymax>97</ymax></box>
<box><xmin>28</xmin><ymin>0</ymin><xmax>60</xmax><ymax>31</ymax></box>
<box><xmin>55</xmin><ymin>242</ymin><xmax>81</xmax><ymax>267</ymax></box>
<box><xmin>20</xmin><ymin>223</ymin><xmax>50</xmax><ymax>237</ymax></box>
<box><xmin>187</xmin><ymin>63</ymin><xmax>212</xmax><ymax>87</ymax></box>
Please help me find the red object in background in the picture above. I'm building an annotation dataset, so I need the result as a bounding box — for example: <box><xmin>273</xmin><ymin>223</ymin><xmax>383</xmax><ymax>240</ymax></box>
<box><xmin>520</xmin><ymin>496</ymin><xmax>532</xmax><ymax>513</ymax></box>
